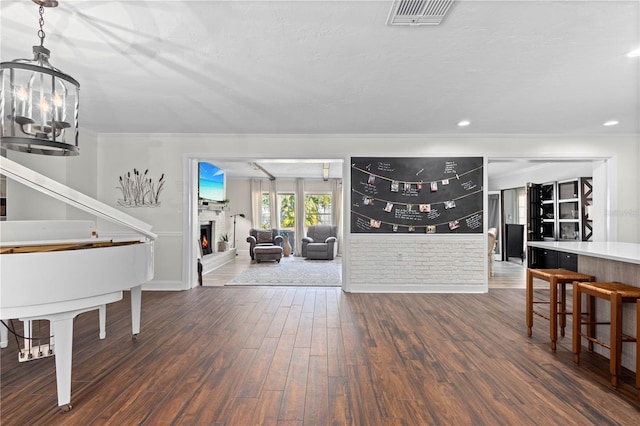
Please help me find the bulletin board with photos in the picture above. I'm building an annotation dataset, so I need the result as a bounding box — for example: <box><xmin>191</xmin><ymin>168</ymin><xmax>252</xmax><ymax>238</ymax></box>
<box><xmin>351</xmin><ymin>157</ymin><xmax>484</xmax><ymax>234</ymax></box>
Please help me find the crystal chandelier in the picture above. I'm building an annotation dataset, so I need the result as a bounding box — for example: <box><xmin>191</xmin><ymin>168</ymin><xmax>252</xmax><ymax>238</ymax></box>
<box><xmin>1</xmin><ymin>0</ymin><xmax>80</xmax><ymax>156</ymax></box>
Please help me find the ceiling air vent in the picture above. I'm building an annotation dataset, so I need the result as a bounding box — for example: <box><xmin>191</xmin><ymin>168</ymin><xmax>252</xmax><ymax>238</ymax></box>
<box><xmin>387</xmin><ymin>0</ymin><xmax>455</xmax><ymax>26</ymax></box>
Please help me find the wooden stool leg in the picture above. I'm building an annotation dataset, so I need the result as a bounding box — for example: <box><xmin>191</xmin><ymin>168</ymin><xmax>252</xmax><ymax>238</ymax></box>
<box><xmin>550</xmin><ymin>276</ymin><xmax>558</xmax><ymax>351</ymax></box>
<box><xmin>637</xmin><ymin>300</ymin><xmax>640</xmax><ymax>400</ymax></box>
<box><xmin>526</xmin><ymin>269</ymin><xmax>533</xmax><ymax>337</ymax></box>
<box><xmin>560</xmin><ymin>282</ymin><xmax>567</xmax><ymax>337</ymax></box>
<box><xmin>587</xmin><ymin>293</ymin><xmax>596</xmax><ymax>352</ymax></box>
<box><xmin>610</xmin><ymin>292</ymin><xmax>622</xmax><ymax>388</ymax></box>
<box><xmin>573</xmin><ymin>282</ymin><xmax>582</xmax><ymax>364</ymax></box>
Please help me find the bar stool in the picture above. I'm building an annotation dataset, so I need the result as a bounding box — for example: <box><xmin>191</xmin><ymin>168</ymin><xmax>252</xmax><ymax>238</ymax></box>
<box><xmin>637</xmin><ymin>300</ymin><xmax>640</xmax><ymax>400</ymax></box>
<box><xmin>526</xmin><ymin>268</ymin><xmax>595</xmax><ymax>351</ymax></box>
<box><xmin>572</xmin><ymin>281</ymin><xmax>640</xmax><ymax>388</ymax></box>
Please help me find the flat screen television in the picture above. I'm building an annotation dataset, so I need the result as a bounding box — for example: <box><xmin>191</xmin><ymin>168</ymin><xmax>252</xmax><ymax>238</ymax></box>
<box><xmin>198</xmin><ymin>161</ymin><xmax>225</xmax><ymax>202</ymax></box>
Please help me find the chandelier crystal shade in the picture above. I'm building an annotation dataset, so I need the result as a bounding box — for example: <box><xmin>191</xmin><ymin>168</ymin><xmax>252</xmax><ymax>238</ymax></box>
<box><xmin>0</xmin><ymin>0</ymin><xmax>80</xmax><ymax>156</ymax></box>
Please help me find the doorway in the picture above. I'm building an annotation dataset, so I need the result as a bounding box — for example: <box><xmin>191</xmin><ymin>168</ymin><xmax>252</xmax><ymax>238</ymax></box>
<box><xmin>183</xmin><ymin>157</ymin><xmax>345</xmax><ymax>289</ymax></box>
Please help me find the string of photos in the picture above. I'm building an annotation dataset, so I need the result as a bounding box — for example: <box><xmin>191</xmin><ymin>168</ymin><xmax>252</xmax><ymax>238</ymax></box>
<box><xmin>350</xmin><ymin>157</ymin><xmax>484</xmax><ymax>234</ymax></box>
<box><xmin>352</xmin><ymin>209</ymin><xmax>484</xmax><ymax>233</ymax></box>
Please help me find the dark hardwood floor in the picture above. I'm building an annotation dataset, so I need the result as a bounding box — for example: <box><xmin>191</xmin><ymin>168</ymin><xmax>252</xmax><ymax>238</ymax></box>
<box><xmin>1</xmin><ymin>284</ymin><xmax>639</xmax><ymax>425</ymax></box>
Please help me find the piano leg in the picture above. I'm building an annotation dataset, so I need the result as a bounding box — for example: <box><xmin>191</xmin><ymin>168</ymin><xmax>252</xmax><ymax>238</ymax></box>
<box><xmin>1</xmin><ymin>320</ymin><xmax>8</xmax><ymax>348</ymax></box>
<box><xmin>49</xmin><ymin>321</ymin><xmax>54</xmax><ymax>355</ymax></box>
<box><xmin>51</xmin><ymin>315</ymin><xmax>75</xmax><ymax>412</ymax></box>
<box><xmin>130</xmin><ymin>285</ymin><xmax>141</xmax><ymax>338</ymax></box>
<box><xmin>9</xmin><ymin>292</ymin><xmax>123</xmax><ymax>410</ymax></box>
<box><xmin>99</xmin><ymin>305</ymin><xmax>106</xmax><ymax>339</ymax></box>
<box><xmin>24</xmin><ymin>320</ymin><xmax>32</xmax><ymax>357</ymax></box>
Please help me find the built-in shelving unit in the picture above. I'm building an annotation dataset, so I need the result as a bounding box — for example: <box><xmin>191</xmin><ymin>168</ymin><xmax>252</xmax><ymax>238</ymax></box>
<box><xmin>540</xmin><ymin>182</ymin><xmax>555</xmax><ymax>240</ymax></box>
<box><xmin>527</xmin><ymin>177</ymin><xmax>592</xmax><ymax>269</ymax></box>
<box><xmin>0</xmin><ymin>173</ymin><xmax>6</xmax><ymax>221</ymax></box>
<box><xmin>557</xmin><ymin>179</ymin><xmax>581</xmax><ymax>240</ymax></box>
<box><xmin>580</xmin><ymin>177</ymin><xmax>593</xmax><ymax>241</ymax></box>
<box><xmin>527</xmin><ymin>177</ymin><xmax>592</xmax><ymax>242</ymax></box>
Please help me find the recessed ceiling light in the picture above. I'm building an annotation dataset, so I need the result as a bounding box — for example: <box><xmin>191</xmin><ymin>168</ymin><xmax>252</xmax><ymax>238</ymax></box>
<box><xmin>603</xmin><ymin>120</ymin><xmax>619</xmax><ymax>127</ymax></box>
<box><xmin>627</xmin><ymin>47</ymin><xmax>640</xmax><ymax>58</ymax></box>
<box><xmin>457</xmin><ymin>120</ymin><xmax>471</xmax><ymax>127</ymax></box>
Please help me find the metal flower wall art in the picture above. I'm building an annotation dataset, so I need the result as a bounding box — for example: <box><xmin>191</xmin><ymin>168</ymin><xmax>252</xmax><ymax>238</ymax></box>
<box><xmin>117</xmin><ymin>168</ymin><xmax>165</xmax><ymax>207</ymax></box>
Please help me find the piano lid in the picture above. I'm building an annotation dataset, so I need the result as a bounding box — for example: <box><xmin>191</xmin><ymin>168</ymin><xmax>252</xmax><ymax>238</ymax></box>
<box><xmin>0</xmin><ymin>157</ymin><xmax>157</xmax><ymax>241</ymax></box>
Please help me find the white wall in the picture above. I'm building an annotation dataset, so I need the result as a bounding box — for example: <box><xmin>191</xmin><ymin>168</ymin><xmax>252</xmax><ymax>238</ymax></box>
<box><xmin>488</xmin><ymin>162</ymin><xmax>594</xmax><ymax>191</ymax></box>
<box><xmin>502</xmin><ymin>189</ymin><xmax>519</xmax><ymax>225</ymax></box>
<box><xmin>67</xmin><ymin>129</ymin><xmax>98</xmax><ymax>220</ymax></box>
<box><xmin>7</xmin><ymin>134</ymin><xmax>638</xmax><ymax>291</ymax></box>
<box><xmin>93</xmin><ymin>134</ymin><xmax>638</xmax><ymax>291</ymax></box>
<box><xmin>225</xmin><ymin>177</ymin><xmax>252</xmax><ymax>253</ymax></box>
<box><xmin>5</xmin><ymin>129</ymin><xmax>98</xmax><ymax>221</ymax></box>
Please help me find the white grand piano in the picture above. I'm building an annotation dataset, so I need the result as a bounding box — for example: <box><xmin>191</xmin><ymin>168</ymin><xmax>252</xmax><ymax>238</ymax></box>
<box><xmin>0</xmin><ymin>157</ymin><xmax>156</xmax><ymax>412</ymax></box>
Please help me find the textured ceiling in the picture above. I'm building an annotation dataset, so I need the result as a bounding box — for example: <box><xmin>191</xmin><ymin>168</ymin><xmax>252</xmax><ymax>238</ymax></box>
<box><xmin>1</xmin><ymin>1</ymin><xmax>638</xmax><ymax>180</ymax></box>
<box><xmin>2</xmin><ymin>0</ymin><xmax>639</xmax><ymax>137</ymax></box>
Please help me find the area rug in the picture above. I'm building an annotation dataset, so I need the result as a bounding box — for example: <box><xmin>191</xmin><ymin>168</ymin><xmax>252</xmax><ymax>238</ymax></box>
<box><xmin>226</xmin><ymin>256</ymin><xmax>342</xmax><ymax>286</ymax></box>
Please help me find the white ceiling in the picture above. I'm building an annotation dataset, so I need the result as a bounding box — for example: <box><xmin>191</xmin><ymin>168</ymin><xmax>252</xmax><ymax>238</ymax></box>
<box><xmin>2</xmin><ymin>0</ymin><xmax>638</xmax><ymax>179</ymax></box>
<box><xmin>213</xmin><ymin>158</ymin><xmax>345</xmax><ymax>180</ymax></box>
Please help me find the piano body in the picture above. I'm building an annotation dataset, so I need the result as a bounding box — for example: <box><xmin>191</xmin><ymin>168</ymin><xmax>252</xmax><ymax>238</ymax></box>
<box><xmin>0</xmin><ymin>157</ymin><xmax>156</xmax><ymax>411</ymax></box>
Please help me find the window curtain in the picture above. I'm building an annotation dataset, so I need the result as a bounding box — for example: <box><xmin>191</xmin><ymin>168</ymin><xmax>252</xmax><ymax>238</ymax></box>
<box><xmin>250</xmin><ymin>179</ymin><xmax>262</xmax><ymax>229</ymax></box>
<box><xmin>332</xmin><ymin>178</ymin><xmax>343</xmax><ymax>256</ymax></box>
<box><xmin>294</xmin><ymin>178</ymin><xmax>305</xmax><ymax>256</ymax></box>
<box><xmin>269</xmin><ymin>179</ymin><xmax>278</xmax><ymax>231</ymax></box>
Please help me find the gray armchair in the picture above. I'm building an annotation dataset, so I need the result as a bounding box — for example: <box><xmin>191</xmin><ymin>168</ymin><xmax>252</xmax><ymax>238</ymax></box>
<box><xmin>301</xmin><ymin>225</ymin><xmax>338</xmax><ymax>260</ymax></box>
<box><xmin>247</xmin><ymin>228</ymin><xmax>283</xmax><ymax>260</ymax></box>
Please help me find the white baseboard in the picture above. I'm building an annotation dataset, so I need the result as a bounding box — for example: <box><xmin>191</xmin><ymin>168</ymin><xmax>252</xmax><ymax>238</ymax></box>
<box><xmin>142</xmin><ymin>280</ymin><xmax>186</xmax><ymax>291</ymax></box>
<box><xmin>346</xmin><ymin>283</ymin><xmax>487</xmax><ymax>293</ymax></box>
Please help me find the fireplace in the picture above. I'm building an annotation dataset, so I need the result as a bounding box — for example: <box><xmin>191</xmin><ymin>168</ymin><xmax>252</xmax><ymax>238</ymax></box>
<box><xmin>200</xmin><ymin>221</ymin><xmax>215</xmax><ymax>256</ymax></box>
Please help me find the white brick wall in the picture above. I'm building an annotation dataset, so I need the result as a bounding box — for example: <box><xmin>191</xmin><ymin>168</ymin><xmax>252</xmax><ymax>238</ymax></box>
<box><xmin>347</xmin><ymin>234</ymin><xmax>486</xmax><ymax>293</ymax></box>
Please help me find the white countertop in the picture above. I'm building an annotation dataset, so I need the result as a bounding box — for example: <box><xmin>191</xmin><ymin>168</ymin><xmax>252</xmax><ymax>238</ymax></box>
<box><xmin>527</xmin><ymin>241</ymin><xmax>640</xmax><ymax>265</ymax></box>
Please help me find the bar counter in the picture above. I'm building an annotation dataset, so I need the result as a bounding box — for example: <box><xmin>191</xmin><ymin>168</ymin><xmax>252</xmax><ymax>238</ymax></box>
<box><xmin>527</xmin><ymin>240</ymin><xmax>640</xmax><ymax>371</ymax></box>
<box><xmin>527</xmin><ymin>241</ymin><xmax>640</xmax><ymax>265</ymax></box>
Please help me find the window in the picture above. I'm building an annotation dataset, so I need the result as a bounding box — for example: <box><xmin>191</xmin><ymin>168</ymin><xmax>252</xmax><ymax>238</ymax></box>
<box><xmin>260</xmin><ymin>192</ymin><xmax>270</xmax><ymax>229</ymax></box>
<box><xmin>305</xmin><ymin>194</ymin><xmax>332</xmax><ymax>226</ymax></box>
<box><xmin>278</xmin><ymin>193</ymin><xmax>295</xmax><ymax>229</ymax></box>
<box><xmin>517</xmin><ymin>187</ymin><xmax>526</xmax><ymax>225</ymax></box>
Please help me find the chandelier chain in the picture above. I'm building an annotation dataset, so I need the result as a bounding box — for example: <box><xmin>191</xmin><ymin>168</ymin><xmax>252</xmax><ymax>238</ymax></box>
<box><xmin>38</xmin><ymin>5</ymin><xmax>46</xmax><ymax>46</ymax></box>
